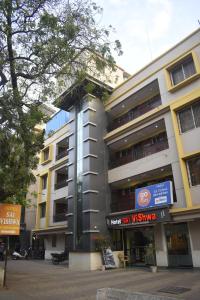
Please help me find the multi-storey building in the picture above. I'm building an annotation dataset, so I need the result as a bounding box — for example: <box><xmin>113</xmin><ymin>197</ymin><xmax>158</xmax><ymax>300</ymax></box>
<box><xmin>35</xmin><ymin>28</ymin><xmax>200</xmax><ymax>270</ymax></box>
<box><xmin>33</xmin><ymin>110</ymin><xmax>70</xmax><ymax>258</ymax></box>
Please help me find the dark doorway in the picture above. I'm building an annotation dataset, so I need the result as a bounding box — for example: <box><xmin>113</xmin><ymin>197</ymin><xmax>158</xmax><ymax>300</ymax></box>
<box><xmin>124</xmin><ymin>227</ymin><xmax>156</xmax><ymax>266</ymax></box>
<box><xmin>165</xmin><ymin>223</ymin><xmax>193</xmax><ymax>267</ymax></box>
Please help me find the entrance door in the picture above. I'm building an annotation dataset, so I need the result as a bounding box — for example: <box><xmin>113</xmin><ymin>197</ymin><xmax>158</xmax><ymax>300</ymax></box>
<box><xmin>125</xmin><ymin>227</ymin><xmax>156</xmax><ymax>266</ymax></box>
<box><xmin>165</xmin><ymin>223</ymin><xmax>193</xmax><ymax>267</ymax></box>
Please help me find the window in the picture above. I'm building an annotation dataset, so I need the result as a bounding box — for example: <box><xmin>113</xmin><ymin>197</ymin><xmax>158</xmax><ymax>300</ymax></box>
<box><xmin>54</xmin><ymin>167</ymin><xmax>68</xmax><ymax>190</ymax></box>
<box><xmin>170</xmin><ymin>56</ymin><xmax>195</xmax><ymax>86</ymax></box>
<box><xmin>41</xmin><ymin>174</ymin><xmax>48</xmax><ymax>190</ymax></box>
<box><xmin>41</xmin><ymin>146</ymin><xmax>52</xmax><ymax>165</ymax></box>
<box><xmin>43</xmin><ymin>148</ymin><xmax>49</xmax><ymax>161</ymax></box>
<box><xmin>178</xmin><ymin>100</ymin><xmax>200</xmax><ymax>133</ymax></box>
<box><xmin>56</xmin><ymin>137</ymin><xmax>69</xmax><ymax>160</ymax></box>
<box><xmin>165</xmin><ymin>52</ymin><xmax>200</xmax><ymax>92</ymax></box>
<box><xmin>54</xmin><ymin>199</ymin><xmax>67</xmax><ymax>222</ymax></box>
<box><xmin>187</xmin><ymin>156</ymin><xmax>200</xmax><ymax>186</ymax></box>
<box><xmin>40</xmin><ymin>202</ymin><xmax>46</xmax><ymax>218</ymax></box>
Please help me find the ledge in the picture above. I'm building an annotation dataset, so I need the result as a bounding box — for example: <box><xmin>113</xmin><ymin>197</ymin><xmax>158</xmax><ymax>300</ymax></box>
<box><xmin>82</xmin><ymin>209</ymin><xmax>99</xmax><ymax>213</ymax></box>
<box><xmin>83</xmin><ymin>107</ymin><xmax>96</xmax><ymax>113</ymax></box>
<box><xmin>82</xmin><ymin>190</ymin><xmax>99</xmax><ymax>194</ymax></box>
<box><xmin>66</xmin><ymin>213</ymin><xmax>74</xmax><ymax>216</ymax></box>
<box><xmin>83</xmin><ymin>171</ymin><xmax>98</xmax><ymax>176</ymax></box>
<box><xmin>83</xmin><ymin>122</ymin><xmax>97</xmax><ymax>127</ymax></box>
<box><xmin>67</xmin><ymin>178</ymin><xmax>73</xmax><ymax>182</ymax></box>
<box><xmin>67</xmin><ymin>118</ymin><xmax>75</xmax><ymax>124</ymax></box>
<box><xmin>67</xmin><ymin>147</ymin><xmax>74</xmax><ymax>152</ymax></box>
<box><xmin>65</xmin><ymin>231</ymin><xmax>73</xmax><ymax>235</ymax></box>
<box><xmin>41</xmin><ymin>158</ymin><xmax>52</xmax><ymax>166</ymax></box>
<box><xmin>83</xmin><ymin>154</ymin><xmax>98</xmax><ymax>159</ymax></box>
<box><xmin>83</xmin><ymin>137</ymin><xmax>98</xmax><ymax>143</ymax></box>
<box><xmin>67</xmin><ymin>132</ymin><xmax>74</xmax><ymax>137</ymax></box>
<box><xmin>83</xmin><ymin>230</ymin><xmax>100</xmax><ymax>233</ymax></box>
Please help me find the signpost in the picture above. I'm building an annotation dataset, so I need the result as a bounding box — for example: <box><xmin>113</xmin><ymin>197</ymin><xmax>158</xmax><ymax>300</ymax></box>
<box><xmin>0</xmin><ymin>204</ymin><xmax>21</xmax><ymax>287</ymax></box>
<box><xmin>101</xmin><ymin>247</ymin><xmax>116</xmax><ymax>269</ymax></box>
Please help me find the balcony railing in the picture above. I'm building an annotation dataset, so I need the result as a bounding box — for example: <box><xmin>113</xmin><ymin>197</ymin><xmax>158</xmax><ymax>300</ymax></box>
<box><xmin>53</xmin><ymin>213</ymin><xmax>67</xmax><ymax>222</ymax></box>
<box><xmin>108</xmin><ymin>96</ymin><xmax>161</xmax><ymax>132</ymax></box>
<box><xmin>54</xmin><ymin>180</ymin><xmax>68</xmax><ymax>190</ymax></box>
<box><xmin>56</xmin><ymin>150</ymin><xmax>68</xmax><ymax>161</ymax></box>
<box><xmin>110</xmin><ymin>140</ymin><xmax>168</xmax><ymax>169</ymax></box>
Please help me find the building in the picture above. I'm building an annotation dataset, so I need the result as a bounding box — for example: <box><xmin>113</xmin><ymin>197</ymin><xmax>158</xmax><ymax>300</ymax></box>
<box><xmin>6</xmin><ymin>105</ymin><xmax>57</xmax><ymax>254</ymax></box>
<box><xmin>35</xmin><ymin>28</ymin><xmax>200</xmax><ymax>270</ymax></box>
<box><xmin>33</xmin><ymin>110</ymin><xmax>70</xmax><ymax>258</ymax></box>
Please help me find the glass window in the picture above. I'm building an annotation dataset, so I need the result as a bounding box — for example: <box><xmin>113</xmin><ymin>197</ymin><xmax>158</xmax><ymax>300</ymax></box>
<box><xmin>178</xmin><ymin>100</ymin><xmax>200</xmax><ymax>133</ymax></box>
<box><xmin>165</xmin><ymin>223</ymin><xmax>190</xmax><ymax>255</ymax></box>
<box><xmin>54</xmin><ymin>199</ymin><xmax>68</xmax><ymax>222</ymax></box>
<box><xmin>112</xmin><ymin>230</ymin><xmax>123</xmax><ymax>251</ymax></box>
<box><xmin>193</xmin><ymin>101</ymin><xmax>200</xmax><ymax>128</ymax></box>
<box><xmin>184</xmin><ymin>58</ymin><xmax>196</xmax><ymax>78</ymax></box>
<box><xmin>41</xmin><ymin>174</ymin><xmax>48</xmax><ymax>190</ymax></box>
<box><xmin>40</xmin><ymin>202</ymin><xmax>46</xmax><ymax>218</ymax></box>
<box><xmin>171</xmin><ymin>65</ymin><xmax>184</xmax><ymax>86</ymax></box>
<box><xmin>187</xmin><ymin>156</ymin><xmax>200</xmax><ymax>186</ymax></box>
<box><xmin>43</xmin><ymin>148</ymin><xmax>49</xmax><ymax>161</ymax></box>
<box><xmin>178</xmin><ymin>107</ymin><xmax>194</xmax><ymax>133</ymax></box>
<box><xmin>170</xmin><ymin>56</ymin><xmax>196</xmax><ymax>86</ymax></box>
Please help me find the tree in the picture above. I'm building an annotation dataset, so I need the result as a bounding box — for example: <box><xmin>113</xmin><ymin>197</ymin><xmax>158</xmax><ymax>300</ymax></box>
<box><xmin>0</xmin><ymin>0</ymin><xmax>122</xmax><ymax>205</ymax></box>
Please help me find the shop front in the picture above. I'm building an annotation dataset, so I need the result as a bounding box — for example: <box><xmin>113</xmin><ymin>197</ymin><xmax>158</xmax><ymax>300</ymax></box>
<box><xmin>107</xmin><ymin>206</ymin><xmax>171</xmax><ymax>267</ymax></box>
<box><xmin>107</xmin><ymin>181</ymin><xmax>195</xmax><ymax>268</ymax></box>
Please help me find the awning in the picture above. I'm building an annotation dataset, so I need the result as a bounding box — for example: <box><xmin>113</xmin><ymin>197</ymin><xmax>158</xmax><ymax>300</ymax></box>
<box><xmin>32</xmin><ymin>226</ymin><xmax>68</xmax><ymax>236</ymax></box>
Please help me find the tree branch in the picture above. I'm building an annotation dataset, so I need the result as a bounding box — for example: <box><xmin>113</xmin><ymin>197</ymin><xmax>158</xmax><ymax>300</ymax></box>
<box><xmin>21</xmin><ymin>81</ymin><xmax>37</xmax><ymax>99</ymax></box>
<box><xmin>0</xmin><ymin>69</ymin><xmax>8</xmax><ymax>86</ymax></box>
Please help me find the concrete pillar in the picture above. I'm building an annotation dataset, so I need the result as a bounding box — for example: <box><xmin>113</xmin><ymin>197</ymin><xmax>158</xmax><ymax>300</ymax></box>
<box><xmin>154</xmin><ymin>223</ymin><xmax>168</xmax><ymax>267</ymax></box>
<box><xmin>188</xmin><ymin>220</ymin><xmax>200</xmax><ymax>267</ymax></box>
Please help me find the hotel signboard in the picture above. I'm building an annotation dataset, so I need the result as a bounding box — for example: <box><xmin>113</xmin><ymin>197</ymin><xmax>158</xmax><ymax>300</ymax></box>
<box><xmin>107</xmin><ymin>207</ymin><xmax>171</xmax><ymax>228</ymax></box>
<box><xmin>0</xmin><ymin>204</ymin><xmax>21</xmax><ymax>235</ymax></box>
<box><xmin>135</xmin><ymin>181</ymin><xmax>173</xmax><ymax>210</ymax></box>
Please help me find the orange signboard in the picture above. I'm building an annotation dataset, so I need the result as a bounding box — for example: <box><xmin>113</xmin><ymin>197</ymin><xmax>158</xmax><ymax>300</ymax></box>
<box><xmin>0</xmin><ymin>204</ymin><xmax>21</xmax><ymax>235</ymax></box>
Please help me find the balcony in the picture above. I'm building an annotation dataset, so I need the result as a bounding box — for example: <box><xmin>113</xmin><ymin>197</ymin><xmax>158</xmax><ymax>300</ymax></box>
<box><xmin>56</xmin><ymin>137</ymin><xmax>69</xmax><ymax>161</ymax></box>
<box><xmin>54</xmin><ymin>180</ymin><xmax>68</xmax><ymax>190</ymax></box>
<box><xmin>53</xmin><ymin>212</ymin><xmax>66</xmax><ymax>222</ymax></box>
<box><xmin>55</xmin><ymin>166</ymin><xmax>68</xmax><ymax>190</ymax></box>
<box><xmin>56</xmin><ymin>149</ymin><xmax>68</xmax><ymax>161</ymax></box>
<box><xmin>110</xmin><ymin>139</ymin><xmax>168</xmax><ymax>169</ymax></box>
<box><xmin>108</xmin><ymin>94</ymin><xmax>161</xmax><ymax>132</ymax></box>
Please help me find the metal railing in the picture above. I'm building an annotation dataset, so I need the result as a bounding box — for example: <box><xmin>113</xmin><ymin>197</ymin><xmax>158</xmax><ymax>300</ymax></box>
<box><xmin>53</xmin><ymin>213</ymin><xmax>67</xmax><ymax>222</ymax></box>
<box><xmin>54</xmin><ymin>180</ymin><xmax>68</xmax><ymax>190</ymax></box>
<box><xmin>56</xmin><ymin>150</ymin><xmax>68</xmax><ymax>161</ymax></box>
<box><xmin>108</xmin><ymin>97</ymin><xmax>161</xmax><ymax>132</ymax></box>
<box><xmin>110</xmin><ymin>141</ymin><xmax>168</xmax><ymax>169</ymax></box>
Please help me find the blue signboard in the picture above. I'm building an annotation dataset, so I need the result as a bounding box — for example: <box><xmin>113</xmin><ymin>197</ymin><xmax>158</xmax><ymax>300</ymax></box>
<box><xmin>135</xmin><ymin>181</ymin><xmax>173</xmax><ymax>209</ymax></box>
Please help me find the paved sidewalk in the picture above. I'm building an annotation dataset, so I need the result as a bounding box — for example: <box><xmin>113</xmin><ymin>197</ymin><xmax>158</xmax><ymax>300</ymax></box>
<box><xmin>0</xmin><ymin>260</ymin><xmax>200</xmax><ymax>299</ymax></box>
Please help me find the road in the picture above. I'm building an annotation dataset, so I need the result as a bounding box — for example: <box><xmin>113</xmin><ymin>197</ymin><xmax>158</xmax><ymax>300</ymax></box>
<box><xmin>0</xmin><ymin>260</ymin><xmax>200</xmax><ymax>299</ymax></box>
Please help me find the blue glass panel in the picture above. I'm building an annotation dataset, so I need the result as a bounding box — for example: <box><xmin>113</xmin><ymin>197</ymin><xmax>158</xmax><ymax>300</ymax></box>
<box><xmin>45</xmin><ymin>110</ymin><xmax>69</xmax><ymax>137</ymax></box>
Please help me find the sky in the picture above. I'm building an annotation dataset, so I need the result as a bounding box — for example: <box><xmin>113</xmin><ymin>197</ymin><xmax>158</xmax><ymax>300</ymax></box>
<box><xmin>95</xmin><ymin>0</ymin><xmax>200</xmax><ymax>74</ymax></box>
